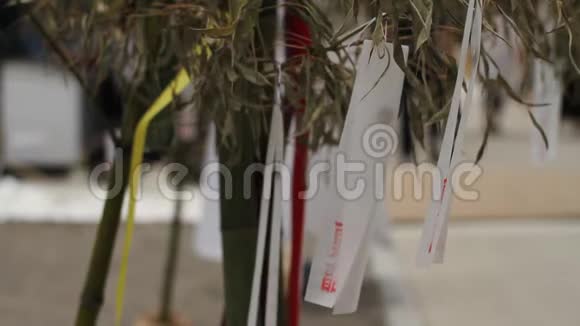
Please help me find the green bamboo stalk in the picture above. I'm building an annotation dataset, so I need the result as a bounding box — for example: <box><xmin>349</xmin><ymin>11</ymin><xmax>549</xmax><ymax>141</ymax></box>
<box><xmin>32</xmin><ymin>6</ymin><xmax>137</xmax><ymax>325</ymax></box>
<box><xmin>218</xmin><ymin>111</ymin><xmax>262</xmax><ymax>326</ymax></box>
<box><xmin>75</xmin><ymin>98</ymin><xmax>141</xmax><ymax>326</ymax></box>
<box><xmin>75</xmin><ymin>147</ymin><xmax>131</xmax><ymax>326</ymax></box>
<box><xmin>218</xmin><ymin>119</ymin><xmax>289</xmax><ymax>326</ymax></box>
<box><xmin>75</xmin><ymin>5</ymin><xmax>178</xmax><ymax>323</ymax></box>
<box><xmin>158</xmin><ymin>180</ymin><xmax>185</xmax><ymax>323</ymax></box>
<box><xmin>218</xmin><ymin>1</ymin><xmax>287</xmax><ymax>324</ymax></box>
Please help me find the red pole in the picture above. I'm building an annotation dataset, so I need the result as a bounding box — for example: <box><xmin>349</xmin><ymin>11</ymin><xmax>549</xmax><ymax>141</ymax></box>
<box><xmin>287</xmin><ymin>11</ymin><xmax>311</xmax><ymax>326</ymax></box>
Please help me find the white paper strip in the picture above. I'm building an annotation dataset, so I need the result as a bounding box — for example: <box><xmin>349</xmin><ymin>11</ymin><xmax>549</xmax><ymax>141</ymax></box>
<box><xmin>193</xmin><ymin>125</ymin><xmax>223</xmax><ymax>262</ymax></box>
<box><xmin>417</xmin><ymin>0</ymin><xmax>482</xmax><ymax>266</ymax></box>
<box><xmin>246</xmin><ymin>103</ymin><xmax>284</xmax><ymax>326</ymax></box>
<box><xmin>265</xmin><ymin>159</ymin><xmax>283</xmax><ymax>326</ymax></box>
<box><xmin>247</xmin><ymin>1</ymin><xmax>286</xmax><ymax>323</ymax></box>
<box><xmin>305</xmin><ymin>39</ymin><xmax>407</xmax><ymax>312</ymax></box>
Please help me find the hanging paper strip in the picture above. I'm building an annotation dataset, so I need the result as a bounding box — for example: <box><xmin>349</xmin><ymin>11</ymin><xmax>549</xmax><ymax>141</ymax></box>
<box><xmin>194</xmin><ymin>124</ymin><xmax>223</xmax><ymax>262</ymax></box>
<box><xmin>305</xmin><ymin>39</ymin><xmax>407</xmax><ymax>313</ymax></box>
<box><xmin>246</xmin><ymin>81</ymin><xmax>285</xmax><ymax>326</ymax></box>
<box><xmin>247</xmin><ymin>1</ymin><xmax>286</xmax><ymax>324</ymax></box>
<box><xmin>416</xmin><ymin>0</ymin><xmax>482</xmax><ymax>266</ymax></box>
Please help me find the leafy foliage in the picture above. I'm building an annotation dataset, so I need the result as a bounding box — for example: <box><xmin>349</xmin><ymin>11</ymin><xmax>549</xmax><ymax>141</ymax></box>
<box><xmin>26</xmin><ymin>0</ymin><xmax>580</xmax><ymax>158</ymax></box>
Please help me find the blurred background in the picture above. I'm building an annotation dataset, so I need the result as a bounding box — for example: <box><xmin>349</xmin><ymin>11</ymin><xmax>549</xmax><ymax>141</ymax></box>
<box><xmin>2</xmin><ymin>2</ymin><xmax>580</xmax><ymax>326</ymax></box>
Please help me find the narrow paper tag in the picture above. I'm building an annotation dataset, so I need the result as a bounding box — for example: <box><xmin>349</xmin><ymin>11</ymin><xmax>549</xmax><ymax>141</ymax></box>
<box><xmin>417</xmin><ymin>0</ymin><xmax>482</xmax><ymax>267</ymax></box>
<box><xmin>246</xmin><ymin>104</ymin><xmax>284</xmax><ymax>326</ymax></box>
<box><xmin>194</xmin><ymin>125</ymin><xmax>223</xmax><ymax>262</ymax></box>
<box><xmin>305</xmin><ymin>39</ymin><xmax>407</xmax><ymax>312</ymax></box>
<box><xmin>247</xmin><ymin>2</ymin><xmax>286</xmax><ymax>324</ymax></box>
<box><xmin>266</xmin><ymin>165</ymin><xmax>284</xmax><ymax>325</ymax></box>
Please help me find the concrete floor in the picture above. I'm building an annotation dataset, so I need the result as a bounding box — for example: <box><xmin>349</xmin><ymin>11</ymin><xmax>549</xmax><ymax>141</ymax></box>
<box><xmin>0</xmin><ymin>223</ymin><xmax>384</xmax><ymax>326</ymax></box>
<box><xmin>384</xmin><ymin>219</ymin><xmax>580</xmax><ymax>326</ymax></box>
<box><xmin>2</xmin><ymin>220</ymin><xmax>580</xmax><ymax>326</ymax></box>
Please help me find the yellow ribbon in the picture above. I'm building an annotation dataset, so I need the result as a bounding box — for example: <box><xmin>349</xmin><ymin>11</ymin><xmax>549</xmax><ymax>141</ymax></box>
<box><xmin>115</xmin><ymin>68</ymin><xmax>191</xmax><ymax>326</ymax></box>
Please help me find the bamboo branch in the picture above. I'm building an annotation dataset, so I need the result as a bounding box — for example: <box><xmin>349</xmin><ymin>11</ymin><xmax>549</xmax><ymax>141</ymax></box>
<box><xmin>158</xmin><ymin>180</ymin><xmax>185</xmax><ymax>323</ymax></box>
<box><xmin>29</xmin><ymin>11</ymin><xmax>121</xmax><ymax>146</ymax></box>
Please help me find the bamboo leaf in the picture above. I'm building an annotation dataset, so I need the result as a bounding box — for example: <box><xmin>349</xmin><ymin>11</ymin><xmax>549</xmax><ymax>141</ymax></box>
<box><xmin>408</xmin><ymin>0</ymin><xmax>433</xmax><ymax>51</ymax></box>
<box><xmin>236</xmin><ymin>62</ymin><xmax>271</xmax><ymax>86</ymax></box>
<box><xmin>528</xmin><ymin>109</ymin><xmax>549</xmax><ymax>150</ymax></box>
